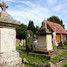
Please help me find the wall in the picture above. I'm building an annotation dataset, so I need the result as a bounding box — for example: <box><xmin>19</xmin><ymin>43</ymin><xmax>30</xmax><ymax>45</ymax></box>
<box><xmin>37</xmin><ymin>35</ymin><xmax>53</xmax><ymax>51</ymax></box>
<box><xmin>46</xmin><ymin>35</ymin><xmax>53</xmax><ymax>51</ymax></box>
<box><xmin>0</xmin><ymin>28</ymin><xmax>16</xmax><ymax>52</ymax></box>
<box><xmin>56</xmin><ymin>35</ymin><xmax>67</xmax><ymax>44</ymax></box>
<box><xmin>37</xmin><ymin>36</ymin><xmax>47</xmax><ymax>50</ymax></box>
<box><xmin>56</xmin><ymin>35</ymin><xmax>60</xmax><ymax>44</ymax></box>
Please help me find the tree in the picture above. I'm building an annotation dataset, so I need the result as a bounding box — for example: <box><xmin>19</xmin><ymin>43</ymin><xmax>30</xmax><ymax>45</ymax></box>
<box><xmin>27</xmin><ymin>20</ymin><xmax>36</xmax><ymax>34</ymax></box>
<box><xmin>16</xmin><ymin>23</ymin><xmax>27</xmax><ymax>40</ymax></box>
<box><xmin>60</xmin><ymin>20</ymin><xmax>65</xmax><ymax>28</ymax></box>
<box><xmin>26</xmin><ymin>30</ymin><xmax>33</xmax><ymax>51</ymax></box>
<box><xmin>47</xmin><ymin>16</ymin><xmax>65</xmax><ymax>28</ymax></box>
<box><xmin>35</xmin><ymin>26</ymin><xmax>40</xmax><ymax>33</ymax></box>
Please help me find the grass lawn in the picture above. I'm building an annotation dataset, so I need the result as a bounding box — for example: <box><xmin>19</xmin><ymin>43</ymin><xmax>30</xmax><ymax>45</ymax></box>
<box><xmin>16</xmin><ymin>45</ymin><xmax>49</xmax><ymax>66</ymax></box>
<box><xmin>63</xmin><ymin>64</ymin><xmax>67</xmax><ymax>67</ymax></box>
<box><xmin>16</xmin><ymin>44</ymin><xmax>67</xmax><ymax>66</ymax></box>
<box><xmin>19</xmin><ymin>50</ymin><xmax>49</xmax><ymax>65</ymax></box>
<box><xmin>64</xmin><ymin>45</ymin><xmax>67</xmax><ymax>49</ymax></box>
<box><xmin>51</xmin><ymin>51</ymin><xmax>67</xmax><ymax>63</ymax></box>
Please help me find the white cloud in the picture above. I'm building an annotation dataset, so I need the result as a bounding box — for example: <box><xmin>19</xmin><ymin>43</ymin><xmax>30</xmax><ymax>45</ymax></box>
<box><xmin>53</xmin><ymin>4</ymin><xmax>62</xmax><ymax>11</ymax></box>
<box><xmin>6</xmin><ymin>0</ymin><xmax>50</xmax><ymax>26</ymax></box>
<box><xmin>47</xmin><ymin>0</ymin><xmax>53</xmax><ymax>3</ymax></box>
<box><xmin>7</xmin><ymin>5</ymin><xmax>50</xmax><ymax>26</ymax></box>
<box><xmin>6</xmin><ymin>0</ymin><xmax>67</xmax><ymax>29</ymax></box>
<box><xmin>47</xmin><ymin>0</ymin><xmax>57</xmax><ymax>4</ymax></box>
<box><xmin>18</xmin><ymin>1</ymin><xmax>36</xmax><ymax>8</ymax></box>
<box><xmin>65</xmin><ymin>23</ymin><xmax>67</xmax><ymax>30</ymax></box>
<box><xmin>6</xmin><ymin>0</ymin><xmax>16</xmax><ymax>2</ymax></box>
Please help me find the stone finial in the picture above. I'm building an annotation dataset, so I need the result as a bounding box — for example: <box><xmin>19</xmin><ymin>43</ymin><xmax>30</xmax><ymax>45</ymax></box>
<box><xmin>42</xmin><ymin>20</ymin><xmax>47</xmax><ymax>29</ymax></box>
<box><xmin>0</xmin><ymin>2</ymin><xmax>8</xmax><ymax>11</ymax></box>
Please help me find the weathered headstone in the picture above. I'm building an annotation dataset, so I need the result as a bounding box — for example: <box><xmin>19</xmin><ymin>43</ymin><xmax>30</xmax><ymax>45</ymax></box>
<box><xmin>0</xmin><ymin>2</ymin><xmax>21</xmax><ymax>67</ymax></box>
<box><xmin>36</xmin><ymin>20</ymin><xmax>53</xmax><ymax>52</ymax></box>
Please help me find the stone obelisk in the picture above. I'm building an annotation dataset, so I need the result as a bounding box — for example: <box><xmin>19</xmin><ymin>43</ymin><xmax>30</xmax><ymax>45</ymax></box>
<box><xmin>0</xmin><ymin>2</ymin><xmax>21</xmax><ymax>67</ymax></box>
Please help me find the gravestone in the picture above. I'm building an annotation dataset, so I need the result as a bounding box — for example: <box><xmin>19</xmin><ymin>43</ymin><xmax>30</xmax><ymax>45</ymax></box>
<box><xmin>36</xmin><ymin>20</ymin><xmax>53</xmax><ymax>52</ymax></box>
<box><xmin>0</xmin><ymin>2</ymin><xmax>21</xmax><ymax>67</ymax></box>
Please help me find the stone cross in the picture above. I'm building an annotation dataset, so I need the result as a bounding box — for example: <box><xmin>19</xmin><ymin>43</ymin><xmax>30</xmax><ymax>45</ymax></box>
<box><xmin>0</xmin><ymin>2</ymin><xmax>8</xmax><ymax>11</ymax></box>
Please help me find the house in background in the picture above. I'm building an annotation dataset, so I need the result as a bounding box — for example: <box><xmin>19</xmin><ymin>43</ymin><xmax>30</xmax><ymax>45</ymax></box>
<box><xmin>42</xmin><ymin>20</ymin><xmax>67</xmax><ymax>44</ymax></box>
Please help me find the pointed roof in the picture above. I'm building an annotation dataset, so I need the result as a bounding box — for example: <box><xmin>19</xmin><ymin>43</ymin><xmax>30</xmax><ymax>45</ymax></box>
<box><xmin>47</xmin><ymin>21</ymin><xmax>67</xmax><ymax>35</ymax></box>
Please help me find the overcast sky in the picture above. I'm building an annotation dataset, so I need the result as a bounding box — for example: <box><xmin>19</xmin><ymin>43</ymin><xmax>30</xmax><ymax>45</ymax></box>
<box><xmin>1</xmin><ymin>0</ymin><xmax>67</xmax><ymax>29</ymax></box>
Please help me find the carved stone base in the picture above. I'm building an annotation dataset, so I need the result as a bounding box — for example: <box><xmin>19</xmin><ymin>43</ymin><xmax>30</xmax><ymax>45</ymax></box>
<box><xmin>0</xmin><ymin>51</ymin><xmax>22</xmax><ymax>67</ymax></box>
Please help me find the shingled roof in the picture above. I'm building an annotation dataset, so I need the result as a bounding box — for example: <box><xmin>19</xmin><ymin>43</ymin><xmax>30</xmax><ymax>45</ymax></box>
<box><xmin>47</xmin><ymin>21</ymin><xmax>67</xmax><ymax>35</ymax></box>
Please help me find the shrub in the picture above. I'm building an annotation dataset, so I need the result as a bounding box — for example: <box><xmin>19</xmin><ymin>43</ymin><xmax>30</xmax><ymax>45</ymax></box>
<box><xmin>63</xmin><ymin>64</ymin><xmax>67</xmax><ymax>67</ymax></box>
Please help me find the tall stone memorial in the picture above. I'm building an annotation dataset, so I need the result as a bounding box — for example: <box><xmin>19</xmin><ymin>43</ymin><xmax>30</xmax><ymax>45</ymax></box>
<box><xmin>0</xmin><ymin>2</ymin><xmax>21</xmax><ymax>67</ymax></box>
<box><xmin>36</xmin><ymin>20</ymin><xmax>53</xmax><ymax>52</ymax></box>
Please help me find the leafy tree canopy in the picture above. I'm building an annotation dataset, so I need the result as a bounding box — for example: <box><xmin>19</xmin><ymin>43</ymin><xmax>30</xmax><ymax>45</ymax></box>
<box><xmin>47</xmin><ymin>16</ymin><xmax>65</xmax><ymax>28</ymax></box>
<box><xmin>27</xmin><ymin>20</ymin><xmax>40</xmax><ymax>34</ymax></box>
<box><xmin>35</xmin><ymin>25</ymin><xmax>40</xmax><ymax>33</ymax></box>
<box><xmin>27</xmin><ymin>20</ymin><xmax>36</xmax><ymax>34</ymax></box>
<box><xmin>16</xmin><ymin>23</ymin><xmax>27</xmax><ymax>40</ymax></box>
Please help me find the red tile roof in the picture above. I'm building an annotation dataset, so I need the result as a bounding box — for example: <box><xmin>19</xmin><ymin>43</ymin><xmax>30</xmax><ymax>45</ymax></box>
<box><xmin>47</xmin><ymin>21</ymin><xmax>67</xmax><ymax>35</ymax></box>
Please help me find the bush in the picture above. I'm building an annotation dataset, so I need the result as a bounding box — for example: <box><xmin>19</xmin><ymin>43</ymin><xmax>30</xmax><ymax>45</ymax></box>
<box><xmin>63</xmin><ymin>64</ymin><xmax>67</xmax><ymax>67</ymax></box>
<box><xmin>16</xmin><ymin>44</ymin><xmax>22</xmax><ymax>50</ymax></box>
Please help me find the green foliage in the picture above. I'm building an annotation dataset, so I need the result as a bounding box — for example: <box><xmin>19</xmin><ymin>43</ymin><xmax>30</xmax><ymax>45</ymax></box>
<box><xmin>35</xmin><ymin>25</ymin><xmax>40</xmax><ymax>33</ymax></box>
<box><xmin>19</xmin><ymin>50</ymin><xmax>49</xmax><ymax>65</ymax></box>
<box><xmin>51</xmin><ymin>51</ymin><xmax>67</xmax><ymax>63</ymax></box>
<box><xmin>47</xmin><ymin>16</ymin><xmax>65</xmax><ymax>28</ymax></box>
<box><xmin>51</xmin><ymin>56</ymin><xmax>63</xmax><ymax>63</ymax></box>
<box><xmin>16</xmin><ymin>23</ymin><xmax>27</xmax><ymax>40</ymax></box>
<box><xmin>26</xmin><ymin>30</ymin><xmax>33</xmax><ymax>37</ymax></box>
<box><xmin>63</xmin><ymin>64</ymin><xmax>67</xmax><ymax>67</ymax></box>
<box><xmin>16</xmin><ymin>45</ymin><xmax>67</xmax><ymax>66</ymax></box>
<box><xmin>24</xmin><ymin>63</ymin><xmax>35</xmax><ymax>67</ymax></box>
<box><xmin>26</xmin><ymin>30</ymin><xmax>33</xmax><ymax>51</ymax></box>
<box><xmin>26</xmin><ymin>44</ymin><xmax>29</xmax><ymax>52</ymax></box>
<box><xmin>16</xmin><ymin>44</ymin><xmax>23</xmax><ymax>50</ymax></box>
<box><xmin>16</xmin><ymin>45</ymin><xmax>49</xmax><ymax>65</ymax></box>
<box><xmin>27</xmin><ymin>20</ymin><xmax>36</xmax><ymax>34</ymax></box>
<box><xmin>64</xmin><ymin>45</ymin><xmax>67</xmax><ymax>49</ymax></box>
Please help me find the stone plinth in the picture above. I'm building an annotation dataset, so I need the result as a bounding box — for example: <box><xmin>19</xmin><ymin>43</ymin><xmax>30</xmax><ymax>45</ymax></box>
<box><xmin>0</xmin><ymin>28</ymin><xmax>22</xmax><ymax>67</ymax></box>
<box><xmin>0</xmin><ymin>2</ymin><xmax>22</xmax><ymax>67</ymax></box>
<box><xmin>36</xmin><ymin>20</ymin><xmax>53</xmax><ymax>52</ymax></box>
<box><xmin>0</xmin><ymin>28</ymin><xmax>16</xmax><ymax>52</ymax></box>
<box><xmin>37</xmin><ymin>35</ymin><xmax>53</xmax><ymax>51</ymax></box>
<box><xmin>0</xmin><ymin>51</ymin><xmax>21</xmax><ymax>67</ymax></box>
